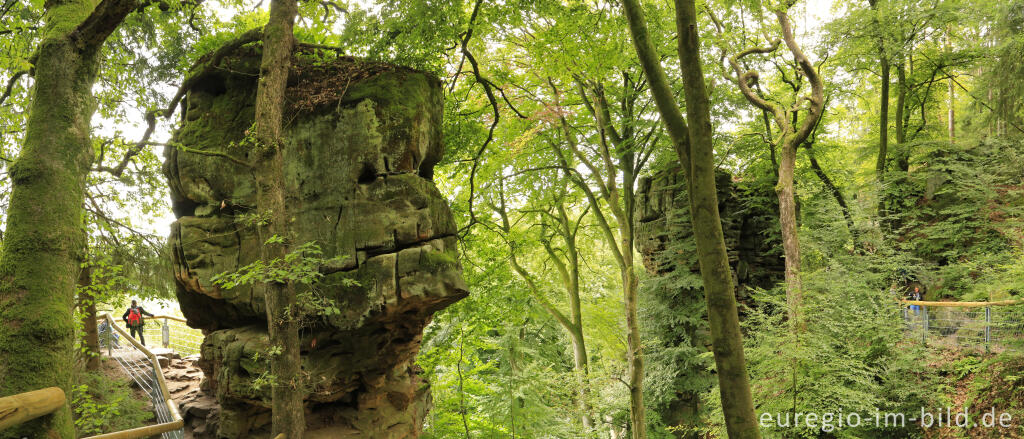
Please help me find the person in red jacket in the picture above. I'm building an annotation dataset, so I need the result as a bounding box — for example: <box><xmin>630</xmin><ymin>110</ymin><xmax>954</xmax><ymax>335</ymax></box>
<box><xmin>122</xmin><ymin>300</ymin><xmax>155</xmax><ymax>346</ymax></box>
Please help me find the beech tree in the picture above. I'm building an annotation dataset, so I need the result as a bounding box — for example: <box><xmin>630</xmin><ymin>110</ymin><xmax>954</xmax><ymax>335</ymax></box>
<box><xmin>0</xmin><ymin>0</ymin><xmax>153</xmax><ymax>436</ymax></box>
<box><xmin>494</xmin><ymin>179</ymin><xmax>595</xmax><ymax>431</ymax></box>
<box><xmin>620</xmin><ymin>0</ymin><xmax>762</xmax><ymax>437</ymax></box>
<box><xmin>719</xmin><ymin>5</ymin><xmax>825</xmax><ymax>332</ymax></box>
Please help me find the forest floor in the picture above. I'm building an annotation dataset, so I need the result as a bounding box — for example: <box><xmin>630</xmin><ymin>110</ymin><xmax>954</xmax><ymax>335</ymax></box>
<box><xmin>922</xmin><ymin>348</ymin><xmax>1024</xmax><ymax>439</ymax></box>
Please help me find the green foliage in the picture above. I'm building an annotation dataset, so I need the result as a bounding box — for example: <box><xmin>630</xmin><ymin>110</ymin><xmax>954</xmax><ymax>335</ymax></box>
<box><xmin>884</xmin><ymin>138</ymin><xmax>1024</xmax><ymax>300</ymax></box>
<box><xmin>6</xmin><ymin>0</ymin><xmax>1024</xmax><ymax>437</ymax></box>
<box><xmin>638</xmin><ymin>185</ymin><xmax>715</xmax><ymax>436</ymax></box>
<box><xmin>71</xmin><ymin>366</ymin><xmax>154</xmax><ymax>436</ymax></box>
<box><xmin>212</xmin><ymin>240</ymin><xmax>344</xmax><ymax>288</ymax></box>
<box><xmin>705</xmin><ymin>255</ymin><xmax>935</xmax><ymax>438</ymax></box>
<box><xmin>211</xmin><ymin>240</ymin><xmax>356</xmax><ymax>321</ymax></box>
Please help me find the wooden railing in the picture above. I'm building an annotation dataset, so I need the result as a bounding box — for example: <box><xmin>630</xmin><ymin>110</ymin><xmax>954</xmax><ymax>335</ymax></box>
<box><xmin>140</xmin><ymin>314</ymin><xmax>203</xmax><ymax>356</ymax></box>
<box><xmin>0</xmin><ymin>313</ymin><xmax>186</xmax><ymax>438</ymax></box>
<box><xmin>80</xmin><ymin>313</ymin><xmax>185</xmax><ymax>439</ymax></box>
<box><xmin>900</xmin><ymin>299</ymin><xmax>1024</xmax><ymax>307</ymax></box>
<box><xmin>0</xmin><ymin>387</ymin><xmax>66</xmax><ymax>431</ymax></box>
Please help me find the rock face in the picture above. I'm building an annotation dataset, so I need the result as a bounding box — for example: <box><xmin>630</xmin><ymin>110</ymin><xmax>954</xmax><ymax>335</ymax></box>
<box><xmin>634</xmin><ymin>167</ymin><xmax>782</xmax><ymax>437</ymax></box>
<box><xmin>635</xmin><ymin>167</ymin><xmax>783</xmax><ymax>296</ymax></box>
<box><xmin>163</xmin><ymin>45</ymin><xmax>468</xmax><ymax>438</ymax></box>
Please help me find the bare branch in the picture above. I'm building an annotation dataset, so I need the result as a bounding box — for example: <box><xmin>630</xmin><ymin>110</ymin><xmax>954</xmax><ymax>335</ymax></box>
<box><xmin>727</xmin><ymin>39</ymin><xmax>783</xmax><ymax>117</ymax></box>
<box><xmin>0</xmin><ymin>70</ymin><xmax>27</xmax><ymax>107</ymax></box>
<box><xmin>776</xmin><ymin>9</ymin><xmax>824</xmax><ymax>149</ymax></box>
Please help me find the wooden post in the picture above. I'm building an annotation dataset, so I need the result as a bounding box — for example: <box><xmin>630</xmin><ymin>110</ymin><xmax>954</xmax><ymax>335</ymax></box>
<box><xmin>0</xmin><ymin>387</ymin><xmax>66</xmax><ymax>431</ymax></box>
<box><xmin>106</xmin><ymin>317</ymin><xmax>113</xmax><ymax>356</ymax></box>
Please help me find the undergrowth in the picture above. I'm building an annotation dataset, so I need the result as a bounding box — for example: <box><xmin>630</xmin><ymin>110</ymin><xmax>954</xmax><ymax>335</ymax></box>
<box><xmin>71</xmin><ymin>358</ymin><xmax>154</xmax><ymax>436</ymax></box>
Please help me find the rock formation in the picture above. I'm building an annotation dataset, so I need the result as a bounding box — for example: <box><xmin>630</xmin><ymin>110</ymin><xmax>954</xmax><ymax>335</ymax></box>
<box><xmin>163</xmin><ymin>45</ymin><xmax>467</xmax><ymax>438</ymax></box>
<box><xmin>634</xmin><ymin>166</ymin><xmax>782</xmax><ymax>437</ymax></box>
<box><xmin>635</xmin><ymin>167</ymin><xmax>783</xmax><ymax>295</ymax></box>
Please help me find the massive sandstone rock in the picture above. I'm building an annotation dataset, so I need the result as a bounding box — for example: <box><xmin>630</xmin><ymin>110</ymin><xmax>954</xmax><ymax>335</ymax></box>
<box><xmin>635</xmin><ymin>167</ymin><xmax>783</xmax><ymax>294</ymax></box>
<box><xmin>163</xmin><ymin>45</ymin><xmax>467</xmax><ymax>438</ymax></box>
<box><xmin>634</xmin><ymin>167</ymin><xmax>782</xmax><ymax>437</ymax></box>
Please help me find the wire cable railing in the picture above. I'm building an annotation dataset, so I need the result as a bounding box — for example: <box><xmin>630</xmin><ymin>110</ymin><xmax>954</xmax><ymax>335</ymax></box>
<box><xmin>900</xmin><ymin>300</ymin><xmax>1024</xmax><ymax>353</ymax></box>
<box><xmin>142</xmin><ymin>315</ymin><xmax>204</xmax><ymax>356</ymax></box>
<box><xmin>85</xmin><ymin>312</ymin><xmax>186</xmax><ymax>439</ymax></box>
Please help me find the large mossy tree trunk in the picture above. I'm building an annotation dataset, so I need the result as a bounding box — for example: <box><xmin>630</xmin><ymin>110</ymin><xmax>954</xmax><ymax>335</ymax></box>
<box><xmin>675</xmin><ymin>1</ymin><xmax>762</xmax><ymax>436</ymax></box>
<box><xmin>620</xmin><ymin>0</ymin><xmax>763</xmax><ymax>437</ymax></box>
<box><xmin>252</xmin><ymin>0</ymin><xmax>303</xmax><ymax>437</ymax></box>
<box><xmin>0</xmin><ymin>1</ymin><xmax>138</xmax><ymax>437</ymax></box>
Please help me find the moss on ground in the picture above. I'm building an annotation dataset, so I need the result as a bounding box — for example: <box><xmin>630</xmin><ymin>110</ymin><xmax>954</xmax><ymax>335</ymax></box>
<box><xmin>71</xmin><ymin>358</ymin><xmax>155</xmax><ymax>436</ymax></box>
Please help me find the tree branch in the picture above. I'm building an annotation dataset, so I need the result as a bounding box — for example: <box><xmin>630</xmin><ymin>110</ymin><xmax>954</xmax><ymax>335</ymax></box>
<box><xmin>69</xmin><ymin>0</ymin><xmax>148</xmax><ymax>50</ymax></box>
<box><xmin>99</xmin><ymin>29</ymin><xmax>263</xmax><ymax>177</ymax></box>
<box><xmin>0</xmin><ymin>70</ymin><xmax>27</xmax><ymax>107</ymax></box>
<box><xmin>727</xmin><ymin>39</ymin><xmax>783</xmax><ymax>117</ymax></box>
<box><xmin>776</xmin><ymin>9</ymin><xmax>824</xmax><ymax>149</ymax></box>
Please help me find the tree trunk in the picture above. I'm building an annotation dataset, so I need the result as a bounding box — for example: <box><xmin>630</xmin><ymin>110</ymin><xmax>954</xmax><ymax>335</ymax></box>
<box><xmin>618</xmin><ymin>146</ymin><xmax>646</xmax><ymax>439</ymax></box>
<box><xmin>675</xmin><ymin>2</ymin><xmax>761</xmax><ymax>437</ymax></box>
<box><xmin>876</xmin><ymin>58</ymin><xmax>890</xmax><ymax>180</ymax></box>
<box><xmin>621</xmin><ymin>243</ymin><xmax>645</xmax><ymax>439</ymax></box>
<box><xmin>0</xmin><ymin>1</ymin><xmax>137</xmax><ymax>437</ymax></box>
<box><xmin>560</xmin><ymin>212</ymin><xmax>594</xmax><ymax>432</ymax></box>
<box><xmin>253</xmin><ymin>0</ymin><xmax>303</xmax><ymax>437</ymax></box>
<box><xmin>869</xmin><ymin>0</ymin><xmax>889</xmax><ymax>181</ymax></box>
<box><xmin>895</xmin><ymin>62</ymin><xmax>909</xmax><ymax>171</ymax></box>
<box><xmin>568</xmin><ymin>326</ymin><xmax>593</xmax><ymax>430</ymax></box>
<box><xmin>948</xmin><ymin>75</ymin><xmax>955</xmax><ymax>143</ymax></box>
<box><xmin>620</xmin><ymin>0</ymin><xmax>762</xmax><ymax>437</ymax></box>
<box><xmin>776</xmin><ymin>142</ymin><xmax>802</xmax><ymax>326</ymax></box>
<box><xmin>79</xmin><ymin>265</ymin><xmax>100</xmax><ymax>372</ymax></box>
<box><xmin>498</xmin><ymin>187</ymin><xmax>595</xmax><ymax>431</ymax></box>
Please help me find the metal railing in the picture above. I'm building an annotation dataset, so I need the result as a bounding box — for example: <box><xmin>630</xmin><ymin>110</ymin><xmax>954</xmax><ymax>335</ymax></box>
<box><xmin>900</xmin><ymin>300</ymin><xmax>1024</xmax><ymax>352</ymax></box>
<box><xmin>142</xmin><ymin>315</ymin><xmax>204</xmax><ymax>356</ymax></box>
<box><xmin>1</xmin><ymin>313</ymin><xmax>199</xmax><ymax>438</ymax></box>
<box><xmin>85</xmin><ymin>312</ymin><xmax>186</xmax><ymax>439</ymax></box>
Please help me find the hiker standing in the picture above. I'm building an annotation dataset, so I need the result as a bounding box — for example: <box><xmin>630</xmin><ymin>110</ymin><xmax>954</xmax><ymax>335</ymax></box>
<box><xmin>122</xmin><ymin>300</ymin><xmax>155</xmax><ymax>346</ymax></box>
<box><xmin>910</xmin><ymin>287</ymin><xmax>922</xmax><ymax>317</ymax></box>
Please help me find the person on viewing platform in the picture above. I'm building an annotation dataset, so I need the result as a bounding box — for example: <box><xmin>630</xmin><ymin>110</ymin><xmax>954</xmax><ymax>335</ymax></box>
<box><xmin>98</xmin><ymin>319</ymin><xmax>121</xmax><ymax>349</ymax></box>
<box><xmin>122</xmin><ymin>299</ymin><xmax>155</xmax><ymax>346</ymax></box>
<box><xmin>909</xmin><ymin>287</ymin><xmax>922</xmax><ymax>316</ymax></box>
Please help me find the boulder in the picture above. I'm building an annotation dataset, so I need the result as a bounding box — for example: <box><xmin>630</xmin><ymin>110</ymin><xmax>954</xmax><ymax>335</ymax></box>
<box><xmin>163</xmin><ymin>44</ymin><xmax>467</xmax><ymax>438</ymax></box>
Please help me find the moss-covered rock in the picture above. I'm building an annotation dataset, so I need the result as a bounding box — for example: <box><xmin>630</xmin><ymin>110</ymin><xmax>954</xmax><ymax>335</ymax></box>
<box><xmin>633</xmin><ymin>166</ymin><xmax>783</xmax><ymax>437</ymax></box>
<box><xmin>635</xmin><ymin>167</ymin><xmax>783</xmax><ymax>295</ymax></box>
<box><xmin>164</xmin><ymin>44</ymin><xmax>467</xmax><ymax>438</ymax></box>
